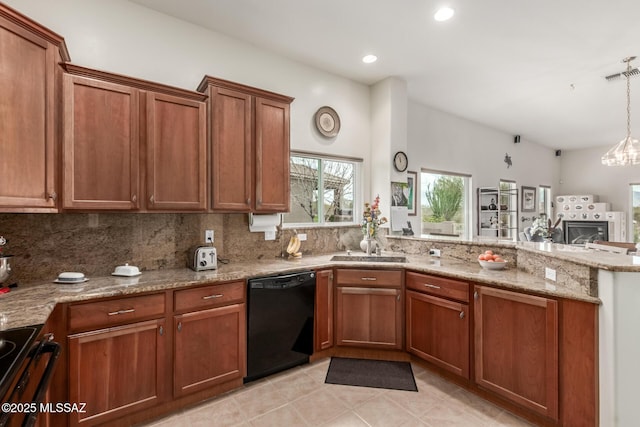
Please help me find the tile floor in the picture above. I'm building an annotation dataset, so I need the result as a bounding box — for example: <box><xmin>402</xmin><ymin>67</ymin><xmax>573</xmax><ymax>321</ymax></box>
<box><xmin>142</xmin><ymin>359</ymin><xmax>535</xmax><ymax>427</ymax></box>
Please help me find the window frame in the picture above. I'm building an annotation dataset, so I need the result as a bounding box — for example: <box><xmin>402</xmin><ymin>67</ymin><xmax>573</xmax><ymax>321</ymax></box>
<box><xmin>419</xmin><ymin>168</ymin><xmax>472</xmax><ymax>240</ymax></box>
<box><xmin>630</xmin><ymin>183</ymin><xmax>640</xmax><ymax>243</ymax></box>
<box><xmin>283</xmin><ymin>151</ymin><xmax>362</xmax><ymax>228</ymax></box>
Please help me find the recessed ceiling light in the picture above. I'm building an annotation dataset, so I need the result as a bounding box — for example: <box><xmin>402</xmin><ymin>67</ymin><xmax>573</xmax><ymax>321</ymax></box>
<box><xmin>362</xmin><ymin>54</ymin><xmax>378</xmax><ymax>64</ymax></box>
<box><xmin>434</xmin><ymin>6</ymin><xmax>455</xmax><ymax>22</ymax></box>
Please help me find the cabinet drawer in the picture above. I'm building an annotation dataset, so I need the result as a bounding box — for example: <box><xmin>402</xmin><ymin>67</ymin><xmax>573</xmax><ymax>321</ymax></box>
<box><xmin>174</xmin><ymin>281</ymin><xmax>245</xmax><ymax>312</ymax></box>
<box><xmin>68</xmin><ymin>293</ymin><xmax>165</xmax><ymax>332</ymax></box>
<box><xmin>406</xmin><ymin>271</ymin><xmax>469</xmax><ymax>302</ymax></box>
<box><xmin>335</xmin><ymin>269</ymin><xmax>402</xmax><ymax>288</ymax></box>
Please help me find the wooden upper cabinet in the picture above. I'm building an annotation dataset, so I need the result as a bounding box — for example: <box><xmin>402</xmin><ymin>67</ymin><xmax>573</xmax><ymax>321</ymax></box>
<box><xmin>146</xmin><ymin>92</ymin><xmax>207</xmax><ymax>210</ymax></box>
<box><xmin>62</xmin><ymin>64</ymin><xmax>208</xmax><ymax>211</ymax></box>
<box><xmin>210</xmin><ymin>87</ymin><xmax>252</xmax><ymax>211</ymax></box>
<box><xmin>0</xmin><ymin>4</ymin><xmax>69</xmax><ymax>211</ymax></box>
<box><xmin>198</xmin><ymin>76</ymin><xmax>294</xmax><ymax>213</ymax></box>
<box><xmin>255</xmin><ymin>97</ymin><xmax>290</xmax><ymax>212</ymax></box>
<box><xmin>63</xmin><ymin>74</ymin><xmax>140</xmax><ymax>210</ymax></box>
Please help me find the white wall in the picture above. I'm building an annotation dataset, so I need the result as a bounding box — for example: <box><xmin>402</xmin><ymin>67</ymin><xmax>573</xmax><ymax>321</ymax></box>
<box><xmin>407</xmin><ymin>101</ymin><xmax>561</xmax><ymax>235</ymax></box>
<box><xmin>559</xmin><ymin>145</ymin><xmax>639</xmax><ymax>212</ymax></box>
<box><xmin>5</xmin><ymin>0</ymin><xmax>372</xmax><ymax>195</ymax></box>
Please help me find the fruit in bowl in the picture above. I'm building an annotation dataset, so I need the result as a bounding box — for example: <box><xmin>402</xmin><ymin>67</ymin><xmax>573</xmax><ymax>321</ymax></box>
<box><xmin>478</xmin><ymin>250</ymin><xmax>507</xmax><ymax>270</ymax></box>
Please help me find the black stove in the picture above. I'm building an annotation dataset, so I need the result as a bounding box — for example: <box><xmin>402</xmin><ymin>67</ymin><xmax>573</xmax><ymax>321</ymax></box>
<box><xmin>0</xmin><ymin>324</ymin><xmax>42</xmax><ymax>398</ymax></box>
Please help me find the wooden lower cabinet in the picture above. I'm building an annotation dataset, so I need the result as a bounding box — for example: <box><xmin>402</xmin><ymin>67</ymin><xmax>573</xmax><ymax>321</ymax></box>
<box><xmin>314</xmin><ymin>269</ymin><xmax>334</xmax><ymax>352</ymax></box>
<box><xmin>406</xmin><ymin>290</ymin><xmax>469</xmax><ymax>378</ymax></box>
<box><xmin>474</xmin><ymin>285</ymin><xmax>559</xmax><ymax>421</ymax></box>
<box><xmin>173</xmin><ymin>303</ymin><xmax>245</xmax><ymax>397</ymax></box>
<box><xmin>336</xmin><ymin>286</ymin><xmax>402</xmax><ymax>349</ymax></box>
<box><xmin>67</xmin><ymin>319</ymin><xmax>167</xmax><ymax>426</ymax></box>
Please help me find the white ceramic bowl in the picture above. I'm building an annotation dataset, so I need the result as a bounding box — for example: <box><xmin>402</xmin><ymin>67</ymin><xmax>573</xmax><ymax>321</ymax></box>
<box><xmin>479</xmin><ymin>260</ymin><xmax>507</xmax><ymax>270</ymax></box>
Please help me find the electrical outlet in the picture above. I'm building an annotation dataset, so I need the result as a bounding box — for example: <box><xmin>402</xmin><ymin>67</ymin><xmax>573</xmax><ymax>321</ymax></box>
<box><xmin>545</xmin><ymin>267</ymin><xmax>556</xmax><ymax>281</ymax></box>
<box><xmin>430</xmin><ymin>249</ymin><xmax>441</xmax><ymax>257</ymax></box>
<box><xmin>298</xmin><ymin>233</ymin><xmax>307</xmax><ymax>241</ymax></box>
<box><xmin>205</xmin><ymin>230</ymin><xmax>214</xmax><ymax>244</ymax></box>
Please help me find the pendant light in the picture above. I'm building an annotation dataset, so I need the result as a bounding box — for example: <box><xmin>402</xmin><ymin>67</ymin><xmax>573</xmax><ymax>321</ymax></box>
<box><xmin>602</xmin><ymin>56</ymin><xmax>640</xmax><ymax>166</ymax></box>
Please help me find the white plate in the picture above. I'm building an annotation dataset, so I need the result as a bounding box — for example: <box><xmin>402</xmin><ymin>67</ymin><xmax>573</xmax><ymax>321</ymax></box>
<box><xmin>479</xmin><ymin>260</ymin><xmax>507</xmax><ymax>270</ymax></box>
<box><xmin>54</xmin><ymin>278</ymin><xmax>89</xmax><ymax>284</ymax></box>
<box><xmin>111</xmin><ymin>272</ymin><xmax>142</xmax><ymax>277</ymax></box>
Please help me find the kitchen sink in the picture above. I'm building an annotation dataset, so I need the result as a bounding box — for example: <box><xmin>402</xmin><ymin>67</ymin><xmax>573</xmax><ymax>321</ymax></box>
<box><xmin>330</xmin><ymin>255</ymin><xmax>408</xmax><ymax>263</ymax></box>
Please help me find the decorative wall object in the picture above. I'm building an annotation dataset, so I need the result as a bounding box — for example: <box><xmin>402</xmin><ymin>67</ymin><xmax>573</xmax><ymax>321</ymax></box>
<box><xmin>407</xmin><ymin>171</ymin><xmax>417</xmax><ymax>216</ymax></box>
<box><xmin>521</xmin><ymin>186</ymin><xmax>537</xmax><ymax>212</ymax></box>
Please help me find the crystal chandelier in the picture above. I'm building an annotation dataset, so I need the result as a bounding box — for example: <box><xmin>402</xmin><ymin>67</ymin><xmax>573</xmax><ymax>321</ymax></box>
<box><xmin>602</xmin><ymin>56</ymin><xmax>640</xmax><ymax>166</ymax></box>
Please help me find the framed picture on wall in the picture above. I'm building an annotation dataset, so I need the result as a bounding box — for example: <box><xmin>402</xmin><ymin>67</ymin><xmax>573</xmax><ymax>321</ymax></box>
<box><xmin>521</xmin><ymin>186</ymin><xmax>536</xmax><ymax>212</ymax></box>
<box><xmin>407</xmin><ymin>171</ymin><xmax>417</xmax><ymax>216</ymax></box>
<box><xmin>391</xmin><ymin>181</ymin><xmax>409</xmax><ymax>207</ymax></box>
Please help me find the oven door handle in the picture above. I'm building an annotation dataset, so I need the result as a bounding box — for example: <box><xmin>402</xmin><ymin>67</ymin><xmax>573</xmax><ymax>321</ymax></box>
<box><xmin>0</xmin><ymin>339</ymin><xmax>62</xmax><ymax>427</ymax></box>
<box><xmin>22</xmin><ymin>341</ymin><xmax>61</xmax><ymax>427</ymax></box>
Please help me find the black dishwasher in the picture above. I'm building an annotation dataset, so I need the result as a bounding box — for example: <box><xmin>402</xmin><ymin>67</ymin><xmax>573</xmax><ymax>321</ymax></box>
<box><xmin>246</xmin><ymin>270</ymin><xmax>316</xmax><ymax>383</ymax></box>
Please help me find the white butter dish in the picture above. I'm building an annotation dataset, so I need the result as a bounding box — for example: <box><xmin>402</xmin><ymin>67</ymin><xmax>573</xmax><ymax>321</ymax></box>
<box><xmin>112</xmin><ymin>263</ymin><xmax>141</xmax><ymax>277</ymax></box>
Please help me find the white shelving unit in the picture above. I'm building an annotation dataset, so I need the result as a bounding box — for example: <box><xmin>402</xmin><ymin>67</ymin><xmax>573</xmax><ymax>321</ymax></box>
<box><xmin>477</xmin><ymin>183</ymin><xmax>518</xmax><ymax>240</ymax></box>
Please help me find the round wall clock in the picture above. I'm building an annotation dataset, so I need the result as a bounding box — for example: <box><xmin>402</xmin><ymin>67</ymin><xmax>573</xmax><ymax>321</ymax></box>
<box><xmin>314</xmin><ymin>106</ymin><xmax>341</xmax><ymax>137</ymax></box>
<box><xmin>393</xmin><ymin>151</ymin><xmax>408</xmax><ymax>172</ymax></box>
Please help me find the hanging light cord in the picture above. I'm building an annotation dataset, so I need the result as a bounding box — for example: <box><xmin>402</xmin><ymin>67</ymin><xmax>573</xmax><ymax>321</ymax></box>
<box><xmin>625</xmin><ymin>57</ymin><xmax>632</xmax><ymax>141</ymax></box>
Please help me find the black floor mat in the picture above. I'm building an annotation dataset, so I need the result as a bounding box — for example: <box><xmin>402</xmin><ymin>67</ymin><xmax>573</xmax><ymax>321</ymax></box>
<box><xmin>324</xmin><ymin>357</ymin><xmax>418</xmax><ymax>392</ymax></box>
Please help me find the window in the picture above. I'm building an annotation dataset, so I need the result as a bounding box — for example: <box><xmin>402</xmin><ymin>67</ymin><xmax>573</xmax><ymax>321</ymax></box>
<box><xmin>420</xmin><ymin>170</ymin><xmax>471</xmax><ymax>240</ymax></box>
<box><xmin>631</xmin><ymin>184</ymin><xmax>640</xmax><ymax>243</ymax></box>
<box><xmin>284</xmin><ymin>153</ymin><xmax>360</xmax><ymax>226</ymax></box>
<box><xmin>538</xmin><ymin>186</ymin><xmax>552</xmax><ymax>218</ymax></box>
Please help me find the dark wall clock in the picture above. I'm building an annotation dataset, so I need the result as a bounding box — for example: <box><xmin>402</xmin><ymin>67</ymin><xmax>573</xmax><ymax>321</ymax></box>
<box><xmin>393</xmin><ymin>151</ymin><xmax>408</xmax><ymax>172</ymax></box>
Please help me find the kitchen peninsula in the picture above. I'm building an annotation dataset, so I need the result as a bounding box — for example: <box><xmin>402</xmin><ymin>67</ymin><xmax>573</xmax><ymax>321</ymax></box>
<box><xmin>2</xmin><ymin>238</ymin><xmax>636</xmax><ymax>426</ymax></box>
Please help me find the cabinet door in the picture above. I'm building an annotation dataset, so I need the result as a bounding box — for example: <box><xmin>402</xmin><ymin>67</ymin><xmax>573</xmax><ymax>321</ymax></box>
<box><xmin>63</xmin><ymin>75</ymin><xmax>140</xmax><ymax>210</ymax></box>
<box><xmin>336</xmin><ymin>287</ymin><xmax>402</xmax><ymax>349</ymax></box>
<box><xmin>210</xmin><ymin>87</ymin><xmax>252</xmax><ymax>211</ymax></box>
<box><xmin>68</xmin><ymin>319</ymin><xmax>167</xmax><ymax>426</ymax></box>
<box><xmin>0</xmin><ymin>15</ymin><xmax>57</xmax><ymax>210</ymax></box>
<box><xmin>315</xmin><ymin>269</ymin><xmax>334</xmax><ymax>351</ymax></box>
<box><xmin>474</xmin><ymin>286</ymin><xmax>558</xmax><ymax>420</ymax></box>
<box><xmin>173</xmin><ymin>303</ymin><xmax>246</xmax><ymax>398</ymax></box>
<box><xmin>254</xmin><ymin>97</ymin><xmax>290</xmax><ymax>212</ymax></box>
<box><xmin>406</xmin><ymin>290</ymin><xmax>469</xmax><ymax>378</ymax></box>
<box><xmin>146</xmin><ymin>92</ymin><xmax>206</xmax><ymax>210</ymax></box>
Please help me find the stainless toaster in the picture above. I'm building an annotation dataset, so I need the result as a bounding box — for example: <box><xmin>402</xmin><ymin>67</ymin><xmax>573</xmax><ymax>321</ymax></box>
<box><xmin>188</xmin><ymin>246</ymin><xmax>217</xmax><ymax>271</ymax></box>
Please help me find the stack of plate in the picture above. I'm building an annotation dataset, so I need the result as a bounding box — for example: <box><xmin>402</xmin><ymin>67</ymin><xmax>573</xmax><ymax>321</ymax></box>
<box><xmin>54</xmin><ymin>272</ymin><xmax>88</xmax><ymax>284</ymax></box>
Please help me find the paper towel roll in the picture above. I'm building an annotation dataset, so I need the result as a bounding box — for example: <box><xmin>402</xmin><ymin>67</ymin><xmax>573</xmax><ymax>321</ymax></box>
<box><xmin>248</xmin><ymin>213</ymin><xmax>281</xmax><ymax>233</ymax></box>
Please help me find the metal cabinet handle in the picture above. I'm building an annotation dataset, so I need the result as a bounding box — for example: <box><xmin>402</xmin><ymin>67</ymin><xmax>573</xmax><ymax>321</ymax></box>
<box><xmin>107</xmin><ymin>308</ymin><xmax>135</xmax><ymax>316</ymax></box>
<box><xmin>149</xmin><ymin>195</ymin><xmax>154</xmax><ymax>204</ymax></box>
<box><xmin>397</xmin><ymin>294</ymin><xmax>400</xmax><ymax>301</ymax></box>
<box><xmin>460</xmin><ymin>311</ymin><xmax>465</xmax><ymax>319</ymax></box>
<box><xmin>361</xmin><ymin>277</ymin><xmax>377</xmax><ymax>281</ymax></box>
<box><xmin>257</xmin><ymin>199</ymin><xmax>262</xmax><ymax>205</ymax></box>
<box><xmin>202</xmin><ymin>294</ymin><xmax>224</xmax><ymax>300</ymax></box>
<box><xmin>424</xmin><ymin>283</ymin><xmax>441</xmax><ymax>289</ymax></box>
<box><xmin>159</xmin><ymin>326</ymin><xmax>164</xmax><ymax>336</ymax></box>
<box><xmin>131</xmin><ymin>194</ymin><xmax>137</xmax><ymax>202</ymax></box>
<box><xmin>246</xmin><ymin>198</ymin><xmax>251</xmax><ymax>205</ymax></box>
<box><xmin>177</xmin><ymin>322</ymin><xmax>182</xmax><ymax>332</ymax></box>
<box><xmin>48</xmin><ymin>192</ymin><xmax>57</xmax><ymax>201</ymax></box>
<box><xmin>474</xmin><ymin>291</ymin><xmax>479</xmax><ymax>300</ymax></box>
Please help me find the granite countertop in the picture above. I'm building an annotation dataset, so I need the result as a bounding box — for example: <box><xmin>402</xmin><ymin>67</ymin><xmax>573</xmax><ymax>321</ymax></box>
<box><xmin>516</xmin><ymin>241</ymin><xmax>640</xmax><ymax>271</ymax></box>
<box><xmin>0</xmin><ymin>252</ymin><xmax>603</xmax><ymax>330</ymax></box>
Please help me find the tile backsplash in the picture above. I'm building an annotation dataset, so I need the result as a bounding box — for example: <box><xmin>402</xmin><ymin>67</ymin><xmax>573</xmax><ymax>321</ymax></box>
<box><xmin>0</xmin><ymin>213</ymin><xmax>365</xmax><ymax>284</ymax></box>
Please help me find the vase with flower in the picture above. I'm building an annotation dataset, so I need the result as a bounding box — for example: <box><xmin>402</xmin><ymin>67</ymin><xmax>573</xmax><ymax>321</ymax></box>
<box><xmin>360</xmin><ymin>195</ymin><xmax>388</xmax><ymax>253</ymax></box>
<box><xmin>530</xmin><ymin>213</ymin><xmax>562</xmax><ymax>242</ymax></box>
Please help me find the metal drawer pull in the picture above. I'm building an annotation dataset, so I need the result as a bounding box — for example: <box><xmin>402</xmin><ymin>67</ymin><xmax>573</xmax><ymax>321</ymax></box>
<box><xmin>107</xmin><ymin>308</ymin><xmax>135</xmax><ymax>316</ymax></box>
<box><xmin>361</xmin><ymin>277</ymin><xmax>377</xmax><ymax>281</ymax></box>
<box><xmin>202</xmin><ymin>294</ymin><xmax>224</xmax><ymax>300</ymax></box>
<box><xmin>177</xmin><ymin>322</ymin><xmax>182</xmax><ymax>332</ymax></box>
<box><xmin>460</xmin><ymin>311</ymin><xmax>465</xmax><ymax>319</ymax></box>
<box><xmin>474</xmin><ymin>291</ymin><xmax>479</xmax><ymax>300</ymax></box>
<box><xmin>424</xmin><ymin>284</ymin><xmax>441</xmax><ymax>289</ymax></box>
<box><xmin>159</xmin><ymin>326</ymin><xmax>164</xmax><ymax>336</ymax></box>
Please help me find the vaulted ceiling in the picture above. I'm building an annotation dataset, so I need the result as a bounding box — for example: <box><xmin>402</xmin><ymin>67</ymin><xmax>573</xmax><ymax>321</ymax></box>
<box><xmin>132</xmin><ymin>0</ymin><xmax>640</xmax><ymax>151</ymax></box>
